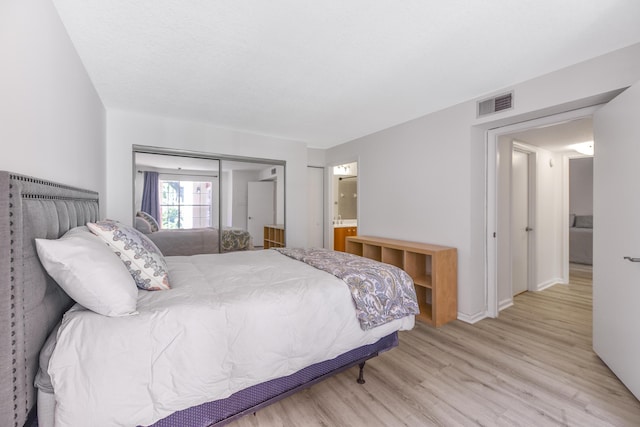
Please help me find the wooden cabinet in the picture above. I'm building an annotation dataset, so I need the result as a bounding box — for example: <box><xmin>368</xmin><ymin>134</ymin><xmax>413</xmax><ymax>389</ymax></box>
<box><xmin>334</xmin><ymin>227</ymin><xmax>358</xmax><ymax>251</ymax></box>
<box><xmin>264</xmin><ymin>225</ymin><xmax>285</xmax><ymax>249</ymax></box>
<box><xmin>345</xmin><ymin>235</ymin><xmax>457</xmax><ymax>327</ymax></box>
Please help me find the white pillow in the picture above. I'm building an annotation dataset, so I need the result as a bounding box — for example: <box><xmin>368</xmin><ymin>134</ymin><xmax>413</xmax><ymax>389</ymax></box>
<box><xmin>87</xmin><ymin>220</ymin><xmax>171</xmax><ymax>291</ymax></box>
<box><xmin>35</xmin><ymin>227</ymin><xmax>138</xmax><ymax>317</ymax></box>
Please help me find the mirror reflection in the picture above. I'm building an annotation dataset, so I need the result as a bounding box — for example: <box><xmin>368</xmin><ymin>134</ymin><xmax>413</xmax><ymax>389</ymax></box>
<box><xmin>333</xmin><ymin>162</ymin><xmax>358</xmax><ymax>222</ymax></box>
<box><xmin>133</xmin><ymin>149</ymin><xmax>284</xmax><ymax>255</ymax></box>
<box><xmin>135</xmin><ymin>154</ymin><xmax>220</xmax><ymax>230</ymax></box>
<box><xmin>220</xmin><ymin>160</ymin><xmax>285</xmax><ymax>249</ymax></box>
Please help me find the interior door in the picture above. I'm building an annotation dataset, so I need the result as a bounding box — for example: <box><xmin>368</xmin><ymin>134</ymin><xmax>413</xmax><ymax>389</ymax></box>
<box><xmin>247</xmin><ymin>181</ymin><xmax>275</xmax><ymax>247</ymax></box>
<box><xmin>511</xmin><ymin>149</ymin><xmax>530</xmax><ymax>296</ymax></box>
<box><xmin>593</xmin><ymin>81</ymin><xmax>640</xmax><ymax>399</ymax></box>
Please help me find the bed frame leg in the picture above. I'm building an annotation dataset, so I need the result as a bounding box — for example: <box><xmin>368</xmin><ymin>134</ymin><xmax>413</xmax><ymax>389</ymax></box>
<box><xmin>357</xmin><ymin>362</ymin><xmax>366</xmax><ymax>384</ymax></box>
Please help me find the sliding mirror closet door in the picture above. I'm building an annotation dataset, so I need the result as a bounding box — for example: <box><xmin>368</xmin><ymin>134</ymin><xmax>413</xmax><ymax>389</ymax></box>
<box><xmin>134</xmin><ymin>146</ymin><xmax>286</xmax><ymax>254</ymax></box>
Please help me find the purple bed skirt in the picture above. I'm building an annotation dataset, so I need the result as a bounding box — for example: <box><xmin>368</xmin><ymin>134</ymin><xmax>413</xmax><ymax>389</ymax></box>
<box><xmin>26</xmin><ymin>333</ymin><xmax>398</xmax><ymax>427</ymax></box>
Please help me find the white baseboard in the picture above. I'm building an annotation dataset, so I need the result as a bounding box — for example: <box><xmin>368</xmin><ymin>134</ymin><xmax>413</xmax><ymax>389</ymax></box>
<box><xmin>499</xmin><ymin>298</ymin><xmax>514</xmax><ymax>311</ymax></box>
<box><xmin>457</xmin><ymin>310</ymin><xmax>488</xmax><ymax>324</ymax></box>
<box><xmin>535</xmin><ymin>277</ymin><xmax>565</xmax><ymax>291</ymax></box>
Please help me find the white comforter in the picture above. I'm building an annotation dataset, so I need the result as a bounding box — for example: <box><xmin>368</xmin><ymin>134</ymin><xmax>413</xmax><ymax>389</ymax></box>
<box><xmin>49</xmin><ymin>250</ymin><xmax>415</xmax><ymax>426</ymax></box>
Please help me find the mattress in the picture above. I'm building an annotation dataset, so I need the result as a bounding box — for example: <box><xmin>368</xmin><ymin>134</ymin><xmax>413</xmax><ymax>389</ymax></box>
<box><xmin>47</xmin><ymin>250</ymin><xmax>414</xmax><ymax>426</ymax></box>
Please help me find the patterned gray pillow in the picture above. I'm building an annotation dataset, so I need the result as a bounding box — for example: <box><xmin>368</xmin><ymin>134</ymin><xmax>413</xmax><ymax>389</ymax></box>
<box><xmin>87</xmin><ymin>220</ymin><xmax>171</xmax><ymax>291</ymax></box>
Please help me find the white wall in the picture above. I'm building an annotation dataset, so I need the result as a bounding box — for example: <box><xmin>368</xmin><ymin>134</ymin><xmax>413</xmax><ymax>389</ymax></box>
<box><xmin>134</xmin><ymin>171</ymin><xmax>146</xmax><ymax>212</ymax></box>
<box><xmin>307</xmin><ymin>148</ymin><xmax>326</xmax><ymax>167</ymax></box>
<box><xmin>327</xmin><ymin>101</ymin><xmax>477</xmax><ymax>317</ymax></box>
<box><xmin>534</xmin><ymin>149</ymin><xmax>564</xmax><ymax>290</ymax></box>
<box><xmin>570</xmin><ymin>157</ymin><xmax>594</xmax><ymax>215</ymax></box>
<box><xmin>326</xmin><ymin>42</ymin><xmax>640</xmax><ymax>322</ymax></box>
<box><xmin>105</xmin><ymin>110</ymin><xmax>309</xmax><ymax>248</ymax></box>
<box><xmin>229</xmin><ymin>169</ymin><xmax>259</xmax><ymax>229</ymax></box>
<box><xmin>0</xmin><ymin>0</ymin><xmax>106</xmax><ymax>208</ymax></box>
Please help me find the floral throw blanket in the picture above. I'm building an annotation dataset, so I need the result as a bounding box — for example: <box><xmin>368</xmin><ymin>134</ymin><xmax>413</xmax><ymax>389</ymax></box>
<box><xmin>275</xmin><ymin>248</ymin><xmax>419</xmax><ymax>330</ymax></box>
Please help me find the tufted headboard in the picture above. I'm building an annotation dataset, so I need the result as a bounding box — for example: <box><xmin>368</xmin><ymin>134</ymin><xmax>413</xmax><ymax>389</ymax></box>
<box><xmin>0</xmin><ymin>171</ymin><xmax>99</xmax><ymax>427</ymax></box>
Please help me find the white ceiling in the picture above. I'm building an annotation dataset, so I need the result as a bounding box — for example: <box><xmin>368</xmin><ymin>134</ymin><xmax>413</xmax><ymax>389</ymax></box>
<box><xmin>52</xmin><ymin>0</ymin><xmax>640</xmax><ymax>148</ymax></box>
<box><xmin>508</xmin><ymin>117</ymin><xmax>593</xmax><ymax>154</ymax></box>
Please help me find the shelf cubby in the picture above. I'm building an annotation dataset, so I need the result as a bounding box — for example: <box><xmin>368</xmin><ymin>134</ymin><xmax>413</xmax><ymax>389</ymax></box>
<box><xmin>362</xmin><ymin>243</ymin><xmax>382</xmax><ymax>262</ymax></box>
<box><xmin>382</xmin><ymin>247</ymin><xmax>404</xmax><ymax>269</ymax></box>
<box><xmin>263</xmin><ymin>225</ymin><xmax>285</xmax><ymax>249</ymax></box>
<box><xmin>345</xmin><ymin>240</ymin><xmax>363</xmax><ymax>256</ymax></box>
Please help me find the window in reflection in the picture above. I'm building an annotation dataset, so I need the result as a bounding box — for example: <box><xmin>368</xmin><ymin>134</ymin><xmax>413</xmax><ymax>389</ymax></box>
<box><xmin>160</xmin><ymin>179</ymin><xmax>213</xmax><ymax>229</ymax></box>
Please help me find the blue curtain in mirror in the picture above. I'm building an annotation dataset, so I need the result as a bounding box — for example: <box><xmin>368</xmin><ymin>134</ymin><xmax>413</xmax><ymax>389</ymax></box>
<box><xmin>141</xmin><ymin>171</ymin><xmax>160</xmax><ymax>221</ymax></box>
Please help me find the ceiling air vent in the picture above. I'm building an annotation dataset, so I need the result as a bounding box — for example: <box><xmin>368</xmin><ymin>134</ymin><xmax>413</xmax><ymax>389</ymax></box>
<box><xmin>477</xmin><ymin>91</ymin><xmax>513</xmax><ymax>117</ymax></box>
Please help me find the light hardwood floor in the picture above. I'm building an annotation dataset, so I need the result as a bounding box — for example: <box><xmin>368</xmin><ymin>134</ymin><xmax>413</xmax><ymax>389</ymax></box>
<box><xmin>232</xmin><ymin>265</ymin><xmax>640</xmax><ymax>426</ymax></box>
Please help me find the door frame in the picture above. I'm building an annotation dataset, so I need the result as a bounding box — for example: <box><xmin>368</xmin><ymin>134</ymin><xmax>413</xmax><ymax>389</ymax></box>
<box><xmin>328</xmin><ymin>159</ymin><xmax>359</xmax><ymax>250</ymax></box>
<box><xmin>485</xmin><ymin>106</ymin><xmax>599</xmax><ymax>317</ymax></box>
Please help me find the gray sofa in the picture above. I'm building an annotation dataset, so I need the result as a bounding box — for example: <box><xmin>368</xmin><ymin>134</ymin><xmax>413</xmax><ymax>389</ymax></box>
<box><xmin>569</xmin><ymin>214</ymin><xmax>593</xmax><ymax>265</ymax></box>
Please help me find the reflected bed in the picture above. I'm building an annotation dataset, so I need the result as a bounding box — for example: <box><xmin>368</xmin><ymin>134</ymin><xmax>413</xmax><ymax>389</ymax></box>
<box><xmin>135</xmin><ymin>214</ymin><xmax>253</xmax><ymax>255</ymax></box>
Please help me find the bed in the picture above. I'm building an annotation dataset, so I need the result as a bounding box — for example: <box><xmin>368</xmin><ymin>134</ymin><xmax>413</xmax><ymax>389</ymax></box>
<box><xmin>135</xmin><ymin>214</ymin><xmax>254</xmax><ymax>255</ymax></box>
<box><xmin>0</xmin><ymin>171</ymin><xmax>417</xmax><ymax>427</ymax></box>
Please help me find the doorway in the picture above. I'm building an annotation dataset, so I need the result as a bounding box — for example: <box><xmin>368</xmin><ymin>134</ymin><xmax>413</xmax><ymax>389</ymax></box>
<box><xmin>484</xmin><ymin>86</ymin><xmax>640</xmax><ymax>401</ymax></box>
<box><xmin>331</xmin><ymin>161</ymin><xmax>358</xmax><ymax>251</ymax></box>
<box><xmin>486</xmin><ymin>106</ymin><xmax>598</xmax><ymax>316</ymax></box>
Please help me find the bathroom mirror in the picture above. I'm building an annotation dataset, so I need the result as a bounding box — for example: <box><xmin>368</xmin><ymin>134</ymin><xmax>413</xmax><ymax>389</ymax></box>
<box><xmin>333</xmin><ymin>162</ymin><xmax>358</xmax><ymax>221</ymax></box>
<box><xmin>337</xmin><ymin>177</ymin><xmax>357</xmax><ymax>219</ymax></box>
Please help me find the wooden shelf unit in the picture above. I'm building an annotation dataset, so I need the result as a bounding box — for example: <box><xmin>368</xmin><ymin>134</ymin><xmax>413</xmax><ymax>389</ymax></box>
<box><xmin>263</xmin><ymin>225</ymin><xmax>285</xmax><ymax>249</ymax></box>
<box><xmin>345</xmin><ymin>235</ymin><xmax>457</xmax><ymax>327</ymax></box>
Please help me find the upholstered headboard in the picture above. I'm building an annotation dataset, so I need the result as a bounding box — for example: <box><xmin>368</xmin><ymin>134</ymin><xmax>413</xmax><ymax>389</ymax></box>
<box><xmin>0</xmin><ymin>171</ymin><xmax>99</xmax><ymax>427</ymax></box>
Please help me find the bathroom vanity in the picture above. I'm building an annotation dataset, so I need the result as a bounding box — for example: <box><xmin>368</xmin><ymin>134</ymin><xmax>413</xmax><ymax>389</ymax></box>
<box><xmin>333</xmin><ymin>220</ymin><xmax>358</xmax><ymax>251</ymax></box>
